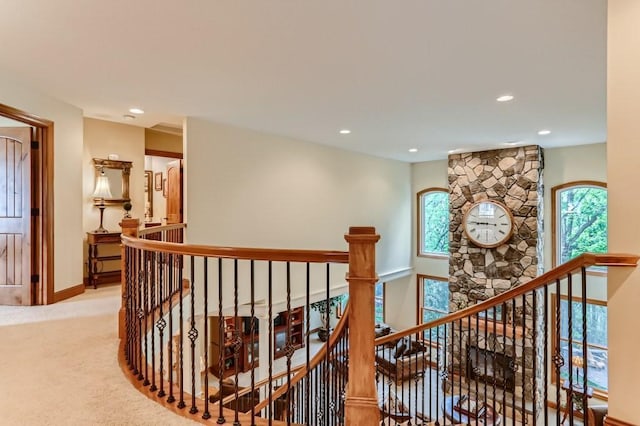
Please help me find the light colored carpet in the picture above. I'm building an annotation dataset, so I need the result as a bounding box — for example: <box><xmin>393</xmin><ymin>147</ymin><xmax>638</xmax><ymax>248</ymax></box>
<box><xmin>0</xmin><ymin>284</ymin><xmax>197</xmax><ymax>426</ymax></box>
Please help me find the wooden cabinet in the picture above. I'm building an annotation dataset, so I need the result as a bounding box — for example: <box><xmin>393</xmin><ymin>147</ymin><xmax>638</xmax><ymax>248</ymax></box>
<box><xmin>209</xmin><ymin>316</ymin><xmax>241</xmax><ymax>378</ymax></box>
<box><xmin>86</xmin><ymin>231</ymin><xmax>121</xmax><ymax>288</ymax></box>
<box><xmin>274</xmin><ymin>306</ymin><xmax>305</xmax><ymax>359</ymax></box>
<box><xmin>208</xmin><ymin>308</ymin><xmax>305</xmax><ymax>377</ymax></box>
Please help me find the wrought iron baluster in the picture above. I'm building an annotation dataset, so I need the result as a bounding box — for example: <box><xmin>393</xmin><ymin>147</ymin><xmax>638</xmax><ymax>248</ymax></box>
<box><xmin>167</xmin><ymin>253</ymin><xmax>176</xmax><ymax>404</ymax></box>
<box><xmin>581</xmin><ymin>267</ymin><xmax>589</xmax><ymax>426</ymax></box>
<box><xmin>143</xmin><ymin>250</ymin><xmax>150</xmax><ymax>387</ymax></box>
<box><xmin>188</xmin><ymin>256</ymin><xmax>198</xmax><ymax>414</ymax></box>
<box><xmin>567</xmin><ymin>273</ymin><xmax>574</xmax><ymax>425</ymax></box>
<box><xmin>217</xmin><ymin>257</ymin><xmax>225</xmax><ymax>424</ymax></box>
<box><xmin>250</xmin><ymin>260</ymin><xmax>256</xmax><ymax>426</ymax></box>
<box><xmin>232</xmin><ymin>259</ymin><xmax>241</xmax><ymax>426</ymax></box>
<box><xmin>177</xmin><ymin>254</ymin><xmax>185</xmax><ymax>409</ymax></box>
<box><xmin>532</xmin><ymin>290</ymin><xmax>538</xmax><ymax>423</ymax></box>
<box><xmin>521</xmin><ymin>294</ymin><xmax>526</xmax><ymax>425</ymax></box>
<box><xmin>554</xmin><ymin>279</ymin><xmax>562</xmax><ymax>426</ymax></box>
<box><xmin>202</xmin><ymin>257</ymin><xmax>211</xmax><ymax>420</ymax></box>
<box><xmin>543</xmin><ymin>284</ymin><xmax>549</xmax><ymax>426</ymax></box>
<box><xmin>157</xmin><ymin>251</ymin><xmax>167</xmax><ymax>398</ymax></box>
<box><xmin>305</xmin><ymin>263</ymin><xmax>311</xmax><ymax>426</ymax></box>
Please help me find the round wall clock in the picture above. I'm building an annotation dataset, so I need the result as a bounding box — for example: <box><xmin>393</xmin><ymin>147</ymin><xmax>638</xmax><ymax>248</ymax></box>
<box><xmin>462</xmin><ymin>200</ymin><xmax>514</xmax><ymax>248</ymax></box>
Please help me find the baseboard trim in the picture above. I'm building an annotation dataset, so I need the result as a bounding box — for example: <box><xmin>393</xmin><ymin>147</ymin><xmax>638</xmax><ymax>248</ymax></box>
<box><xmin>53</xmin><ymin>283</ymin><xmax>85</xmax><ymax>303</ymax></box>
<box><xmin>605</xmin><ymin>416</ymin><xmax>636</xmax><ymax>426</ymax></box>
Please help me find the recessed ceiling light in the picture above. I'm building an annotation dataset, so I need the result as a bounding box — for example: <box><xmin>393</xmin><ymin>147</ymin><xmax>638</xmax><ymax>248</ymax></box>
<box><xmin>129</xmin><ymin>108</ymin><xmax>145</xmax><ymax>114</ymax></box>
<box><xmin>496</xmin><ymin>94</ymin><xmax>514</xmax><ymax>102</ymax></box>
<box><xmin>408</xmin><ymin>148</ymin><xmax>418</xmax><ymax>153</ymax></box>
<box><xmin>538</xmin><ymin>129</ymin><xmax>551</xmax><ymax>135</ymax></box>
<box><xmin>123</xmin><ymin>114</ymin><xmax>136</xmax><ymax>120</ymax></box>
<box><xmin>339</xmin><ymin>129</ymin><xmax>351</xmax><ymax>135</ymax></box>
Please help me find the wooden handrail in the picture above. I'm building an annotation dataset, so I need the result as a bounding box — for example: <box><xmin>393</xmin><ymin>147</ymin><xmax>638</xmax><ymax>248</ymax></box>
<box><xmin>376</xmin><ymin>252</ymin><xmax>639</xmax><ymax>346</ymax></box>
<box><xmin>121</xmin><ymin>234</ymin><xmax>349</xmax><ymax>263</ymax></box>
<box><xmin>138</xmin><ymin>222</ymin><xmax>187</xmax><ymax>236</ymax></box>
<box><xmin>251</xmin><ymin>303</ymin><xmax>351</xmax><ymax>414</ymax></box>
<box><xmin>219</xmin><ymin>365</ymin><xmax>304</xmax><ymax>407</ymax></box>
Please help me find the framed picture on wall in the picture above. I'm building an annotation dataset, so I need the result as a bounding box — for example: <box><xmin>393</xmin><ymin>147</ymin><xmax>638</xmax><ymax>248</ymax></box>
<box><xmin>163</xmin><ymin>178</ymin><xmax>168</xmax><ymax>198</ymax></box>
<box><xmin>154</xmin><ymin>172</ymin><xmax>163</xmax><ymax>191</ymax></box>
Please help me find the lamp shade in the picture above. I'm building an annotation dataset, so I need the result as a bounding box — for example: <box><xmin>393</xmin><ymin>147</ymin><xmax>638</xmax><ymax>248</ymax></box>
<box><xmin>571</xmin><ymin>355</ymin><xmax>584</xmax><ymax>368</ymax></box>
<box><xmin>93</xmin><ymin>171</ymin><xmax>113</xmax><ymax>199</ymax></box>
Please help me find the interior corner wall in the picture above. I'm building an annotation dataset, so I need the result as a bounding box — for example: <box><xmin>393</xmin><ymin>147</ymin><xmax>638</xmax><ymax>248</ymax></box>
<box><xmin>607</xmin><ymin>0</ymin><xmax>640</xmax><ymax>421</ymax></box>
<box><xmin>183</xmin><ymin>118</ymin><xmax>411</xmax><ymax>278</ymax></box>
<box><xmin>0</xmin><ymin>70</ymin><xmax>84</xmax><ymax>293</ymax></box>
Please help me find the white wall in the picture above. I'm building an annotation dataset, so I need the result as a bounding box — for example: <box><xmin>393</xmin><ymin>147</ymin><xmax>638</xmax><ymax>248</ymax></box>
<box><xmin>184</xmin><ymin>118</ymin><xmax>412</xmax><ymax>307</ymax></box>
<box><xmin>0</xmin><ymin>70</ymin><xmax>84</xmax><ymax>292</ymax></box>
<box><xmin>607</xmin><ymin>1</ymin><xmax>640</xmax><ymax>420</ymax></box>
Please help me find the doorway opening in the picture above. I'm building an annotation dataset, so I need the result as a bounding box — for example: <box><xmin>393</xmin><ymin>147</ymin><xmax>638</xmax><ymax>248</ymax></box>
<box><xmin>0</xmin><ymin>103</ymin><xmax>53</xmax><ymax>305</ymax></box>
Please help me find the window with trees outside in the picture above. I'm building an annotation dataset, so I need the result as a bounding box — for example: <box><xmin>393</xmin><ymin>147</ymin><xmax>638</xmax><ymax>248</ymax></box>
<box><xmin>418</xmin><ymin>189</ymin><xmax>449</xmax><ymax>256</ymax></box>
<box><xmin>552</xmin><ymin>296</ymin><xmax>608</xmax><ymax>394</ymax></box>
<box><xmin>374</xmin><ymin>282</ymin><xmax>385</xmax><ymax>323</ymax></box>
<box><xmin>418</xmin><ymin>275</ymin><xmax>448</xmax><ymax>340</ymax></box>
<box><xmin>552</xmin><ymin>182</ymin><xmax>607</xmax><ymax>267</ymax></box>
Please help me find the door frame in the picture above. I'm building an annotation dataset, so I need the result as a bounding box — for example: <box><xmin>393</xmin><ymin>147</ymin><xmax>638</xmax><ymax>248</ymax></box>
<box><xmin>0</xmin><ymin>102</ymin><xmax>54</xmax><ymax>305</ymax></box>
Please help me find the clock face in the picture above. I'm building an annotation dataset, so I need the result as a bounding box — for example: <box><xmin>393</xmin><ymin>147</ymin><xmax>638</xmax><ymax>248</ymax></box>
<box><xmin>463</xmin><ymin>201</ymin><xmax>514</xmax><ymax>248</ymax></box>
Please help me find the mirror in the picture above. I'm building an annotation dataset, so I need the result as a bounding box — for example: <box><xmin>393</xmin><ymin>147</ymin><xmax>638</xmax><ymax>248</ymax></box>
<box><xmin>144</xmin><ymin>170</ymin><xmax>153</xmax><ymax>219</ymax></box>
<box><xmin>93</xmin><ymin>158</ymin><xmax>132</xmax><ymax>206</ymax></box>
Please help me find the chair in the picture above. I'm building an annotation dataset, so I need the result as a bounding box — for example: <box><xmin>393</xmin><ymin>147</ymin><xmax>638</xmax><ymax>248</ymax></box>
<box><xmin>587</xmin><ymin>405</ymin><xmax>608</xmax><ymax>426</ymax></box>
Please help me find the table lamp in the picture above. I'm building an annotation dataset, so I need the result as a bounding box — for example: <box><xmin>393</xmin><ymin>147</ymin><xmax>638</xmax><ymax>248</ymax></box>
<box><xmin>571</xmin><ymin>355</ymin><xmax>584</xmax><ymax>384</ymax></box>
<box><xmin>93</xmin><ymin>168</ymin><xmax>112</xmax><ymax>233</ymax></box>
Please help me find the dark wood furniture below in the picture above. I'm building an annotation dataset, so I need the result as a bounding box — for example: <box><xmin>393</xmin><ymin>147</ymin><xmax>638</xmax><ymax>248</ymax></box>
<box><xmin>209</xmin><ymin>316</ymin><xmax>242</xmax><ymax>378</ymax></box>
<box><xmin>86</xmin><ymin>231</ymin><xmax>122</xmax><ymax>288</ymax></box>
<box><xmin>273</xmin><ymin>307</ymin><xmax>305</xmax><ymax>359</ymax></box>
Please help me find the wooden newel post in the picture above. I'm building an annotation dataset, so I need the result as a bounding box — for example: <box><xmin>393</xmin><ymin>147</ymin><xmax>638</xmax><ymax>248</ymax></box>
<box><xmin>344</xmin><ymin>226</ymin><xmax>381</xmax><ymax>426</ymax></box>
<box><xmin>119</xmin><ymin>218</ymin><xmax>139</xmax><ymax>339</ymax></box>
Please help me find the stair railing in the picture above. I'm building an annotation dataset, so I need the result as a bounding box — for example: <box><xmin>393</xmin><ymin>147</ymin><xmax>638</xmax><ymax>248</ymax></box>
<box><xmin>119</xmin><ymin>221</ymin><xmax>380</xmax><ymax>425</ymax></box>
<box><xmin>373</xmin><ymin>253</ymin><xmax>638</xmax><ymax>426</ymax></box>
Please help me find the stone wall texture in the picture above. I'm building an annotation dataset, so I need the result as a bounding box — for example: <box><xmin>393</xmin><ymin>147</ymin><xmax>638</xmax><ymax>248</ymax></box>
<box><xmin>448</xmin><ymin>145</ymin><xmax>544</xmax><ymax>310</ymax></box>
<box><xmin>446</xmin><ymin>145</ymin><xmax>545</xmax><ymax>409</ymax></box>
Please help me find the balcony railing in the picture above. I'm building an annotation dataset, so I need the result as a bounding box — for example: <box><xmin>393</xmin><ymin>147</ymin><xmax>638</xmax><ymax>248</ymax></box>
<box><xmin>119</xmin><ymin>219</ymin><xmax>638</xmax><ymax>425</ymax></box>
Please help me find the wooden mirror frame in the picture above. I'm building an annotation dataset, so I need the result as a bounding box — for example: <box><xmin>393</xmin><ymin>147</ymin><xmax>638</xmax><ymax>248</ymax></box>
<box><xmin>92</xmin><ymin>158</ymin><xmax>132</xmax><ymax>206</ymax></box>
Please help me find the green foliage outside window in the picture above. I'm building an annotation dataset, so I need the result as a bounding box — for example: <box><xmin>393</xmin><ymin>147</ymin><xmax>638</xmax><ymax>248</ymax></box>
<box><xmin>374</xmin><ymin>282</ymin><xmax>384</xmax><ymax>323</ymax></box>
<box><xmin>558</xmin><ymin>186</ymin><xmax>607</xmax><ymax>264</ymax></box>
<box><xmin>420</xmin><ymin>191</ymin><xmax>449</xmax><ymax>255</ymax></box>
<box><xmin>558</xmin><ymin>299</ymin><xmax>608</xmax><ymax>391</ymax></box>
<box><xmin>421</xmin><ymin>277</ymin><xmax>449</xmax><ymax>340</ymax></box>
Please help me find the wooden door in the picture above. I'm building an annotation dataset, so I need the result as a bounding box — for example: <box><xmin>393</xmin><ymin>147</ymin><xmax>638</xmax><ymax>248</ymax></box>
<box><xmin>0</xmin><ymin>127</ymin><xmax>32</xmax><ymax>305</ymax></box>
<box><xmin>166</xmin><ymin>160</ymin><xmax>183</xmax><ymax>224</ymax></box>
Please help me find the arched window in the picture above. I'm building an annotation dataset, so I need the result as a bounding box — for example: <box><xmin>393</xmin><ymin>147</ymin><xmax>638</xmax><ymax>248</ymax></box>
<box><xmin>552</xmin><ymin>181</ymin><xmax>607</xmax><ymax>266</ymax></box>
<box><xmin>417</xmin><ymin>188</ymin><xmax>449</xmax><ymax>256</ymax></box>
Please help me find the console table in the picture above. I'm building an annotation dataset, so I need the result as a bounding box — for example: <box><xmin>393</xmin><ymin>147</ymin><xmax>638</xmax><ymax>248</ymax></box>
<box><xmin>87</xmin><ymin>231</ymin><xmax>122</xmax><ymax>288</ymax></box>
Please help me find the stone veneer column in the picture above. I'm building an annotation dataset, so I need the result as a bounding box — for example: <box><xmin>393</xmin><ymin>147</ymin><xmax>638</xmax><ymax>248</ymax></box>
<box><xmin>448</xmin><ymin>145</ymin><xmax>543</xmax><ymax>309</ymax></box>
<box><xmin>447</xmin><ymin>146</ymin><xmax>544</xmax><ymax>412</ymax></box>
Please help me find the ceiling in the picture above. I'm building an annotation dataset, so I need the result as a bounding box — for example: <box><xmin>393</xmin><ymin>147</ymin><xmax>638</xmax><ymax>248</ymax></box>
<box><xmin>0</xmin><ymin>0</ymin><xmax>606</xmax><ymax>162</ymax></box>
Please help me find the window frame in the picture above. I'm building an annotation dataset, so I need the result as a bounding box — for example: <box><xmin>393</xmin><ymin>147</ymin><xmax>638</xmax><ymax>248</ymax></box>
<box><xmin>374</xmin><ymin>281</ymin><xmax>385</xmax><ymax>324</ymax></box>
<box><xmin>550</xmin><ymin>294</ymin><xmax>608</xmax><ymax>400</ymax></box>
<box><xmin>417</xmin><ymin>187</ymin><xmax>450</xmax><ymax>258</ymax></box>
<box><xmin>551</xmin><ymin>181</ymin><xmax>607</xmax><ymax>274</ymax></box>
<box><xmin>416</xmin><ymin>274</ymin><xmax>449</xmax><ymax>325</ymax></box>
